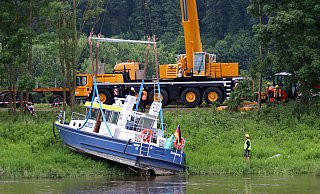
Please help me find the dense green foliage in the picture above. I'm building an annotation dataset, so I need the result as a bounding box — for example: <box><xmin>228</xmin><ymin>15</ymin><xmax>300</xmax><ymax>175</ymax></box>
<box><xmin>0</xmin><ymin>0</ymin><xmax>256</xmax><ymax>90</ymax></box>
<box><xmin>0</xmin><ymin>103</ymin><xmax>319</xmax><ymax>178</ymax></box>
<box><xmin>2</xmin><ymin>1</ymin><xmax>319</xmax><ymax>101</ymax></box>
<box><xmin>248</xmin><ymin>0</ymin><xmax>320</xmax><ymax>91</ymax></box>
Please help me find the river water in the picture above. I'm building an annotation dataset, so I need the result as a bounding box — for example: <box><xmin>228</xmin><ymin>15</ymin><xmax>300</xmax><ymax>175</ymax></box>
<box><xmin>0</xmin><ymin>175</ymin><xmax>319</xmax><ymax>194</ymax></box>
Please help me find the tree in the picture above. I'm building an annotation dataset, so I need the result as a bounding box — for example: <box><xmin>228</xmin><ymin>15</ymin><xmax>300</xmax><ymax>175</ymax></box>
<box><xmin>214</xmin><ymin>31</ymin><xmax>258</xmax><ymax>70</ymax></box>
<box><xmin>248</xmin><ymin>0</ymin><xmax>320</xmax><ymax>94</ymax></box>
<box><xmin>0</xmin><ymin>0</ymin><xmax>33</xmax><ymax>113</ymax></box>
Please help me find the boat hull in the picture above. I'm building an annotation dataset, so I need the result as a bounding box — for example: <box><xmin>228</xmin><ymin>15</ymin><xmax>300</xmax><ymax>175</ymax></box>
<box><xmin>54</xmin><ymin>122</ymin><xmax>186</xmax><ymax>175</ymax></box>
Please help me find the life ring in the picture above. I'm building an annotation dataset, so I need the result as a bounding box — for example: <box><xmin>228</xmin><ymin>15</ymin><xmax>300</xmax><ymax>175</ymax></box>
<box><xmin>140</xmin><ymin>129</ymin><xmax>152</xmax><ymax>143</ymax></box>
<box><xmin>174</xmin><ymin>138</ymin><xmax>185</xmax><ymax>150</ymax></box>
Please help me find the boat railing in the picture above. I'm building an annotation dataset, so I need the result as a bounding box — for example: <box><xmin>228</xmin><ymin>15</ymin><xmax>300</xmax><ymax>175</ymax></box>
<box><xmin>71</xmin><ymin>112</ymin><xmax>86</xmax><ymax>121</ymax></box>
<box><xmin>56</xmin><ymin>110</ymin><xmax>65</xmax><ymax>124</ymax></box>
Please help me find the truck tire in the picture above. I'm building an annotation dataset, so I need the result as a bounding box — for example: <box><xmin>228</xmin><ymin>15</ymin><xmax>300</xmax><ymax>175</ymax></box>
<box><xmin>2</xmin><ymin>93</ymin><xmax>13</xmax><ymax>108</ymax></box>
<box><xmin>148</xmin><ymin>89</ymin><xmax>169</xmax><ymax>106</ymax></box>
<box><xmin>99</xmin><ymin>89</ymin><xmax>112</xmax><ymax>104</ymax></box>
<box><xmin>203</xmin><ymin>87</ymin><xmax>223</xmax><ymax>104</ymax></box>
<box><xmin>50</xmin><ymin>94</ymin><xmax>63</xmax><ymax>106</ymax></box>
<box><xmin>181</xmin><ymin>88</ymin><xmax>201</xmax><ymax>108</ymax></box>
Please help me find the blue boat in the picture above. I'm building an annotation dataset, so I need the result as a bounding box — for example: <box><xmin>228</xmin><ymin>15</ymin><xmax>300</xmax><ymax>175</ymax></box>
<box><xmin>54</xmin><ymin>96</ymin><xmax>186</xmax><ymax>175</ymax></box>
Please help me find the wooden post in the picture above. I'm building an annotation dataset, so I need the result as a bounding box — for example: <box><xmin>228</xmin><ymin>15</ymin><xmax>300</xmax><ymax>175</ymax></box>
<box><xmin>93</xmin><ymin>110</ymin><xmax>102</xmax><ymax>133</ymax></box>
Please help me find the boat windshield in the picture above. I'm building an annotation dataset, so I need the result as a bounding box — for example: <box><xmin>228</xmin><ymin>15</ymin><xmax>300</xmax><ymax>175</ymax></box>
<box><xmin>137</xmin><ymin>115</ymin><xmax>156</xmax><ymax>130</ymax></box>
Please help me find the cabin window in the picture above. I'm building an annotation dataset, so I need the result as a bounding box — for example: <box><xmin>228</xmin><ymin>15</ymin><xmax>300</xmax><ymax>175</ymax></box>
<box><xmin>111</xmin><ymin>112</ymin><xmax>119</xmax><ymax>124</ymax></box>
<box><xmin>90</xmin><ymin>109</ymin><xmax>100</xmax><ymax>119</ymax></box>
<box><xmin>106</xmin><ymin>111</ymin><xmax>119</xmax><ymax>124</ymax></box>
<box><xmin>104</xmin><ymin>110</ymin><xmax>111</xmax><ymax>121</ymax></box>
<box><xmin>76</xmin><ymin>76</ymin><xmax>87</xmax><ymax>86</ymax></box>
<box><xmin>138</xmin><ymin>116</ymin><xmax>155</xmax><ymax>130</ymax></box>
<box><xmin>193</xmin><ymin>52</ymin><xmax>206</xmax><ymax>74</ymax></box>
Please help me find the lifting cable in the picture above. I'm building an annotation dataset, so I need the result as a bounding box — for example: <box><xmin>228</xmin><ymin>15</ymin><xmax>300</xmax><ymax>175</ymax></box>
<box><xmin>135</xmin><ymin>80</ymin><xmax>145</xmax><ymax>112</ymax></box>
<box><xmin>143</xmin><ymin>35</ymin><xmax>151</xmax><ymax>76</ymax></box>
<box><xmin>78</xmin><ymin>33</ymin><xmax>112</xmax><ymax>137</ymax></box>
<box><xmin>152</xmin><ymin>34</ymin><xmax>164</xmax><ymax>133</ymax></box>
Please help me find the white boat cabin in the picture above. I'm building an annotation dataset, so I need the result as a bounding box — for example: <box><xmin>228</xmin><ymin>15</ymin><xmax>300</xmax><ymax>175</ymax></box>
<box><xmin>68</xmin><ymin>96</ymin><xmax>166</xmax><ymax>148</ymax></box>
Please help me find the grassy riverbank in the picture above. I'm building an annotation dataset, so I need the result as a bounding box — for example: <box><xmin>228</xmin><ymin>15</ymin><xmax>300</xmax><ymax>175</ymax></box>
<box><xmin>0</xmin><ymin>109</ymin><xmax>132</xmax><ymax>178</ymax></box>
<box><xmin>0</xmin><ymin>102</ymin><xmax>319</xmax><ymax>178</ymax></box>
<box><xmin>165</xmin><ymin>103</ymin><xmax>320</xmax><ymax>175</ymax></box>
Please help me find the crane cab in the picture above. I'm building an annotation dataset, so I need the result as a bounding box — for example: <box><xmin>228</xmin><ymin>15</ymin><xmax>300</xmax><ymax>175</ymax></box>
<box><xmin>192</xmin><ymin>52</ymin><xmax>217</xmax><ymax>77</ymax></box>
<box><xmin>192</xmin><ymin>52</ymin><xmax>206</xmax><ymax>76</ymax></box>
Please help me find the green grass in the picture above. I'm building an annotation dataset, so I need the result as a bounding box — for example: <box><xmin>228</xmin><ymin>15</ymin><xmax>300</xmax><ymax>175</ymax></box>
<box><xmin>0</xmin><ymin>110</ymin><xmax>132</xmax><ymax>178</ymax></box>
<box><xmin>0</xmin><ymin>102</ymin><xmax>319</xmax><ymax>178</ymax></box>
<box><xmin>164</xmin><ymin>102</ymin><xmax>320</xmax><ymax>175</ymax></box>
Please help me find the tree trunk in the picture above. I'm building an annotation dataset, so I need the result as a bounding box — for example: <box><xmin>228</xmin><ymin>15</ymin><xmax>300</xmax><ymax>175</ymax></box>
<box><xmin>26</xmin><ymin>0</ymin><xmax>33</xmax><ymax>110</ymax></box>
<box><xmin>63</xmin><ymin>14</ymin><xmax>72</xmax><ymax>111</ymax></box>
<box><xmin>58</xmin><ymin>13</ymin><xmax>67</xmax><ymax>112</ymax></box>
<box><xmin>70</xmin><ymin>0</ymin><xmax>78</xmax><ymax>112</ymax></box>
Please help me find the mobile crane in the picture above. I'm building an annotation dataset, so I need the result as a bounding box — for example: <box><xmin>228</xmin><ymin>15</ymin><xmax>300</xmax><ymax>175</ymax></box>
<box><xmin>1</xmin><ymin>2</ymin><xmax>239</xmax><ymax>108</ymax></box>
<box><xmin>93</xmin><ymin>0</ymin><xmax>239</xmax><ymax>107</ymax></box>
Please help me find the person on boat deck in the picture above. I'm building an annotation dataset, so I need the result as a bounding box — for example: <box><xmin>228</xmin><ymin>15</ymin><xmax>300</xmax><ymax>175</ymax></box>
<box><xmin>114</xmin><ymin>86</ymin><xmax>119</xmax><ymax>98</ymax></box>
<box><xmin>129</xmin><ymin>87</ymin><xmax>137</xmax><ymax>96</ymax></box>
<box><xmin>244</xmin><ymin>134</ymin><xmax>251</xmax><ymax>160</ymax></box>
<box><xmin>141</xmin><ymin>88</ymin><xmax>148</xmax><ymax>112</ymax></box>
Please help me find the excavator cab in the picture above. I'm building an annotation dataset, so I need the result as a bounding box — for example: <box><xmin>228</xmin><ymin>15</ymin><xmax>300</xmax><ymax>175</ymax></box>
<box><xmin>273</xmin><ymin>72</ymin><xmax>297</xmax><ymax>99</ymax></box>
<box><xmin>193</xmin><ymin>52</ymin><xmax>206</xmax><ymax>76</ymax></box>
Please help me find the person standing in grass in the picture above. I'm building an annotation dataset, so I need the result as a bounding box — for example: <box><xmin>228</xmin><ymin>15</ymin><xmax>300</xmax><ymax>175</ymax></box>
<box><xmin>244</xmin><ymin>134</ymin><xmax>251</xmax><ymax>160</ymax></box>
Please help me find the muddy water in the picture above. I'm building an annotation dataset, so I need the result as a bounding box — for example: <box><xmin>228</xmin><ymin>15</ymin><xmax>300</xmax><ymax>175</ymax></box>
<box><xmin>0</xmin><ymin>174</ymin><xmax>319</xmax><ymax>193</ymax></box>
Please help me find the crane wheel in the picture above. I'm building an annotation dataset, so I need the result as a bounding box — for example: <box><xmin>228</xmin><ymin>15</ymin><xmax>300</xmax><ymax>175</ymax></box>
<box><xmin>148</xmin><ymin>89</ymin><xmax>169</xmax><ymax>106</ymax></box>
<box><xmin>203</xmin><ymin>87</ymin><xmax>223</xmax><ymax>104</ymax></box>
<box><xmin>99</xmin><ymin>89</ymin><xmax>112</xmax><ymax>105</ymax></box>
<box><xmin>181</xmin><ymin>88</ymin><xmax>201</xmax><ymax>108</ymax></box>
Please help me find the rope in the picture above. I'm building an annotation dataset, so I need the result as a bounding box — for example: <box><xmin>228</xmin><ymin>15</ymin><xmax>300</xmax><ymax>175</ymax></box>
<box><xmin>143</xmin><ymin>35</ymin><xmax>151</xmax><ymax>76</ymax></box>
<box><xmin>88</xmin><ymin>32</ymin><xmax>94</xmax><ymax>75</ymax></box>
<box><xmin>135</xmin><ymin>80</ymin><xmax>145</xmax><ymax>112</ymax></box>
<box><xmin>157</xmin><ymin>82</ymin><xmax>164</xmax><ymax>133</ymax></box>
<box><xmin>95</xmin><ymin>33</ymin><xmax>101</xmax><ymax>76</ymax></box>
<box><xmin>93</xmin><ymin>77</ymin><xmax>113</xmax><ymax>137</ymax></box>
<box><xmin>99</xmin><ymin>5</ymin><xmax>107</xmax><ymax>33</ymax></box>
<box><xmin>78</xmin><ymin>33</ymin><xmax>113</xmax><ymax>137</ymax></box>
<box><xmin>153</xmin><ymin>35</ymin><xmax>159</xmax><ymax>79</ymax></box>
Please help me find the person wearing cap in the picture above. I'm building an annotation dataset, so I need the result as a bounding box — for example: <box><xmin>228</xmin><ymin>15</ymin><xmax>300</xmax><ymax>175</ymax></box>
<box><xmin>274</xmin><ymin>85</ymin><xmax>282</xmax><ymax>102</ymax></box>
<box><xmin>244</xmin><ymin>133</ymin><xmax>251</xmax><ymax>160</ymax></box>
<box><xmin>129</xmin><ymin>87</ymin><xmax>137</xmax><ymax>96</ymax></box>
<box><xmin>265</xmin><ymin>82</ymin><xmax>274</xmax><ymax>103</ymax></box>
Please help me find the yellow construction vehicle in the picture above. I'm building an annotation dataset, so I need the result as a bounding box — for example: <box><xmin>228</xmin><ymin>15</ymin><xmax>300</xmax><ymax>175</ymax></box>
<box><xmin>160</xmin><ymin>0</ymin><xmax>238</xmax><ymax>80</ymax></box>
<box><xmin>92</xmin><ymin>0</ymin><xmax>239</xmax><ymax>107</ymax></box>
<box><xmin>0</xmin><ymin>70</ymin><xmax>129</xmax><ymax>106</ymax></box>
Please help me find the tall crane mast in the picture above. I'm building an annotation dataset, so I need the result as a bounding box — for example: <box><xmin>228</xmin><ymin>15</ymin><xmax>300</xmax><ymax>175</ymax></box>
<box><xmin>180</xmin><ymin>0</ymin><xmax>203</xmax><ymax>74</ymax></box>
